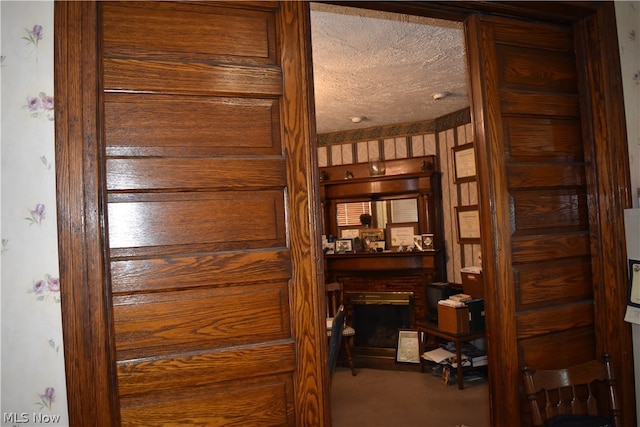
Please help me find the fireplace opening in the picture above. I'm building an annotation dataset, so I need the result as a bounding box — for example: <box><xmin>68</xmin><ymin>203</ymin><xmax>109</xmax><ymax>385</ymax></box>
<box><xmin>349</xmin><ymin>292</ymin><xmax>414</xmax><ymax>349</ymax></box>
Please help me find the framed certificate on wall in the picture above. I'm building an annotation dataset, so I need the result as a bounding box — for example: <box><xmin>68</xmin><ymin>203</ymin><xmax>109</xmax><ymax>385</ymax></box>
<box><xmin>455</xmin><ymin>205</ymin><xmax>481</xmax><ymax>244</ymax></box>
<box><xmin>452</xmin><ymin>143</ymin><xmax>476</xmax><ymax>183</ymax></box>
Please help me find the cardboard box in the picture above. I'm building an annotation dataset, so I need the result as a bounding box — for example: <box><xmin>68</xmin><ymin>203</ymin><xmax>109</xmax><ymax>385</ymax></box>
<box><xmin>437</xmin><ymin>303</ymin><xmax>470</xmax><ymax>334</ymax></box>
<box><xmin>461</xmin><ymin>271</ymin><xmax>484</xmax><ymax>298</ymax></box>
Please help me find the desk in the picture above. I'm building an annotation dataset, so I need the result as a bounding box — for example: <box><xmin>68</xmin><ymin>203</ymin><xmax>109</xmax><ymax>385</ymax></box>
<box><xmin>416</xmin><ymin>321</ymin><xmax>485</xmax><ymax>390</ymax></box>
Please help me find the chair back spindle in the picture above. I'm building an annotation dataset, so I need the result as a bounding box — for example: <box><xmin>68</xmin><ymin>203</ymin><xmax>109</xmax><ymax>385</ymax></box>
<box><xmin>521</xmin><ymin>353</ymin><xmax>620</xmax><ymax>427</ymax></box>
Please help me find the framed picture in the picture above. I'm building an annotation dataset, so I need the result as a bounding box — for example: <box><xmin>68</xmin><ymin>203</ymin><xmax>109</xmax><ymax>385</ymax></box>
<box><xmin>387</xmin><ymin>223</ymin><xmax>418</xmax><ymax>250</ymax></box>
<box><xmin>628</xmin><ymin>259</ymin><xmax>640</xmax><ymax>308</ymax></box>
<box><xmin>340</xmin><ymin>228</ymin><xmax>360</xmax><ymax>239</ymax></box>
<box><xmin>455</xmin><ymin>205</ymin><xmax>481</xmax><ymax>244</ymax></box>
<box><xmin>322</xmin><ymin>236</ymin><xmax>335</xmax><ymax>255</ymax></box>
<box><xmin>396</xmin><ymin>329</ymin><xmax>421</xmax><ymax>364</ymax></box>
<box><xmin>452</xmin><ymin>143</ymin><xmax>476</xmax><ymax>183</ymax></box>
<box><xmin>335</xmin><ymin>239</ymin><xmax>353</xmax><ymax>253</ymax></box>
<box><xmin>422</xmin><ymin>233</ymin><xmax>435</xmax><ymax>250</ymax></box>
<box><xmin>369</xmin><ymin>240</ymin><xmax>386</xmax><ymax>251</ymax></box>
<box><xmin>359</xmin><ymin>228</ymin><xmax>385</xmax><ymax>250</ymax></box>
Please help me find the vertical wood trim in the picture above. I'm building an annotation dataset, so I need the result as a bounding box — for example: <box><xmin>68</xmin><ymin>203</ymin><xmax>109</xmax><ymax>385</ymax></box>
<box><xmin>466</xmin><ymin>15</ymin><xmax>519</xmax><ymax>426</ymax></box>
<box><xmin>55</xmin><ymin>2</ymin><xmax>118</xmax><ymax>425</ymax></box>
<box><xmin>574</xmin><ymin>4</ymin><xmax>636</xmax><ymax>424</ymax></box>
<box><xmin>279</xmin><ymin>2</ymin><xmax>328</xmax><ymax>425</ymax></box>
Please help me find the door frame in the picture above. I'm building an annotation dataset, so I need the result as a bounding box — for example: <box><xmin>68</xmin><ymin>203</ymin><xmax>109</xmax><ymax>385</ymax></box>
<box><xmin>56</xmin><ymin>2</ymin><xmax>634</xmax><ymax>426</ymax></box>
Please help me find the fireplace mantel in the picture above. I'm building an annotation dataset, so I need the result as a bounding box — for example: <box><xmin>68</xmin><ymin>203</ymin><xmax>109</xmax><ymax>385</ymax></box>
<box><xmin>324</xmin><ymin>251</ymin><xmax>442</xmax><ymax>273</ymax></box>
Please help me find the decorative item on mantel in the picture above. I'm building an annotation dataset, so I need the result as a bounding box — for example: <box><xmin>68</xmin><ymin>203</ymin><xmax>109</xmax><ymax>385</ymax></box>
<box><xmin>369</xmin><ymin>158</ymin><xmax>386</xmax><ymax>176</ymax></box>
<box><xmin>344</xmin><ymin>170</ymin><xmax>354</xmax><ymax>179</ymax></box>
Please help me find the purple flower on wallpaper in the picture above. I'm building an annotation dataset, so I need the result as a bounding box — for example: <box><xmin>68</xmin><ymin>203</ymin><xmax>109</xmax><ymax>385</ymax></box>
<box><xmin>24</xmin><ymin>93</ymin><xmax>54</xmax><ymax>121</ymax></box>
<box><xmin>26</xmin><ymin>203</ymin><xmax>46</xmax><ymax>225</ymax></box>
<box><xmin>30</xmin><ymin>274</ymin><xmax>61</xmax><ymax>303</ymax></box>
<box><xmin>47</xmin><ymin>277</ymin><xmax>60</xmax><ymax>292</ymax></box>
<box><xmin>23</xmin><ymin>24</ymin><xmax>44</xmax><ymax>47</ymax></box>
<box><xmin>33</xmin><ymin>279</ymin><xmax>47</xmax><ymax>295</ymax></box>
<box><xmin>27</xmin><ymin>96</ymin><xmax>42</xmax><ymax>112</ymax></box>
<box><xmin>41</xmin><ymin>95</ymin><xmax>54</xmax><ymax>110</ymax></box>
<box><xmin>36</xmin><ymin>387</ymin><xmax>55</xmax><ymax>411</ymax></box>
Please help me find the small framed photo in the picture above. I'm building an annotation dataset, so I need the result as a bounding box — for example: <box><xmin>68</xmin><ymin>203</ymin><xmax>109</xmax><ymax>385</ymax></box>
<box><xmin>359</xmin><ymin>228</ymin><xmax>385</xmax><ymax>250</ymax></box>
<box><xmin>322</xmin><ymin>239</ymin><xmax>335</xmax><ymax>255</ymax></box>
<box><xmin>369</xmin><ymin>240</ymin><xmax>386</xmax><ymax>251</ymax></box>
<box><xmin>396</xmin><ymin>329</ymin><xmax>421</xmax><ymax>364</ymax></box>
<box><xmin>387</xmin><ymin>223</ymin><xmax>418</xmax><ymax>250</ymax></box>
<box><xmin>452</xmin><ymin>143</ymin><xmax>476</xmax><ymax>183</ymax></box>
<box><xmin>422</xmin><ymin>233</ymin><xmax>435</xmax><ymax>250</ymax></box>
<box><xmin>628</xmin><ymin>259</ymin><xmax>640</xmax><ymax>307</ymax></box>
<box><xmin>455</xmin><ymin>205</ymin><xmax>481</xmax><ymax>244</ymax></box>
<box><xmin>340</xmin><ymin>228</ymin><xmax>360</xmax><ymax>239</ymax></box>
<box><xmin>335</xmin><ymin>239</ymin><xmax>353</xmax><ymax>253</ymax></box>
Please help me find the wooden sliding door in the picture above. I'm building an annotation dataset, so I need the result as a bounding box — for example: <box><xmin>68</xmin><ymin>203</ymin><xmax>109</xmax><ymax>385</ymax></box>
<box><xmin>56</xmin><ymin>1</ymin><xmax>325</xmax><ymax>425</ymax></box>
<box><xmin>466</xmin><ymin>9</ymin><xmax>634</xmax><ymax>427</ymax></box>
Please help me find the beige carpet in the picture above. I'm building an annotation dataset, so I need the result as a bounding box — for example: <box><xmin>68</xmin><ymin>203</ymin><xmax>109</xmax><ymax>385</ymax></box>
<box><xmin>331</xmin><ymin>367</ymin><xmax>491</xmax><ymax>427</ymax></box>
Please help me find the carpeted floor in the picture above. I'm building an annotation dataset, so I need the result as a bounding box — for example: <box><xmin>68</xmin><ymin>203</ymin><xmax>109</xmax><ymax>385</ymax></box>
<box><xmin>331</xmin><ymin>367</ymin><xmax>491</xmax><ymax>427</ymax></box>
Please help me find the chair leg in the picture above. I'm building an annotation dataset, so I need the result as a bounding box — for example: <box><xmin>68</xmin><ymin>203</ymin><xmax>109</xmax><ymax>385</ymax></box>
<box><xmin>342</xmin><ymin>337</ymin><xmax>357</xmax><ymax>376</ymax></box>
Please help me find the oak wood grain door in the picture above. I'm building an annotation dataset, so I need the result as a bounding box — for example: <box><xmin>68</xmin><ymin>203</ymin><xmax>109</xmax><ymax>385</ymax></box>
<box><xmin>55</xmin><ymin>1</ymin><xmax>327</xmax><ymax>425</ymax></box>
<box><xmin>466</xmin><ymin>11</ymin><xmax>634</xmax><ymax>427</ymax></box>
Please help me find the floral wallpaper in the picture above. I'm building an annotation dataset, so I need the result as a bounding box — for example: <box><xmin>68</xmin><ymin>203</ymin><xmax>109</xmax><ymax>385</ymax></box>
<box><xmin>0</xmin><ymin>2</ymin><xmax>636</xmax><ymax>426</ymax></box>
<box><xmin>1</xmin><ymin>1</ymin><xmax>69</xmax><ymax>426</ymax></box>
<box><xmin>616</xmin><ymin>1</ymin><xmax>640</xmax><ymax>208</ymax></box>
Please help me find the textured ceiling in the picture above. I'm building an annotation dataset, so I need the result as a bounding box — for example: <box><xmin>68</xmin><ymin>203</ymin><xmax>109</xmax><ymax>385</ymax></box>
<box><xmin>310</xmin><ymin>4</ymin><xmax>469</xmax><ymax>135</ymax></box>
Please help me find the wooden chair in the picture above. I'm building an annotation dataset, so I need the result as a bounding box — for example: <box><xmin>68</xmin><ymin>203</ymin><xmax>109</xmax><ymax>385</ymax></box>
<box><xmin>328</xmin><ymin>304</ymin><xmax>345</xmax><ymax>380</ymax></box>
<box><xmin>325</xmin><ymin>281</ymin><xmax>357</xmax><ymax>376</ymax></box>
<box><xmin>521</xmin><ymin>353</ymin><xmax>620</xmax><ymax>427</ymax></box>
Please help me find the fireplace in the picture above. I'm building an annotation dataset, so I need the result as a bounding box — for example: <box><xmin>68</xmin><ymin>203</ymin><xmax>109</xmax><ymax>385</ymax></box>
<box><xmin>348</xmin><ymin>291</ymin><xmax>414</xmax><ymax>350</ymax></box>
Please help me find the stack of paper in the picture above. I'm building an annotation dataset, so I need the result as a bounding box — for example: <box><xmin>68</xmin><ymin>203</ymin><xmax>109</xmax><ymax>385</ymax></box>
<box><xmin>438</xmin><ymin>299</ymin><xmax>465</xmax><ymax>308</ymax></box>
<box><xmin>422</xmin><ymin>347</ymin><xmax>455</xmax><ymax>363</ymax></box>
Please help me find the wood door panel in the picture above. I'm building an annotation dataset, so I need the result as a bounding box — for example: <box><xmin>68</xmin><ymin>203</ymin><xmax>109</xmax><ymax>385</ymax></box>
<box><xmin>104</xmin><ymin>95</ymin><xmax>281</xmax><ymax>155</ymax></box>
<box><xmin>119</xmin><ymin>375</ymin><xmax>294</xmax><ymax>427</ymax></box>
<box><xmin>500</xmin><ymin>91</ymin><xmax>580</xmax><ymax>117</ymax></box>
<box><xmin>102</xmin><ymin>2</ymin><xmax>277</xmax><ymax>64</ymax></box>
<box><xmin>103</xmin><ymin>58</ymin><xmax>282</xmax><ymax>96</ymax></box>
<box><xmin>490</xmin><ymin>20</ymin><xmax>574</xmax><ymax>51</ymax></box>
<box><xmin>107</xmin><ymin>158</ymin><xmax>286</xmax><ymax>191</ymax></box>
<box><xmin>116</xmin><ymin>341</ymin><xmax>296</xmax><ymax>397</ymax></box>
<box><xmin>504</xmin><ymin>117</ymin><xmax>584</xmax><ymax>161</ymax></box>
<box><xmin>107</xmin><ymin>191</ymin><xmax>286</xmax><ymax>249</ymax></box>
<box><xmin>506</xmin><ymin>164</ymin><xmax>585</xmax><ymax>188</ymax></box>
<box><xmin>511</xmin><ymin>234</ymin><xmax>590</xmax><ymax>263</ymax></box>
<box><xmin>518</xmin><ymin>327</ymin><xmax>596</xmax><ymax>369</ymax></box>
<box><xmin>113</xmin><ymin>282</ymin><xmax>290</xmax><ymax>359</ymax></box>
<box><xmin>516</xmin><ymin>302</ymin><xmax>595</xmax><ymax>339</ymax></box>
<box><xmin>515</xmin><ymin>257</ymin><xmax>593</xmax><ymax>307</ymax></box>
<box><xmin>510</xmin><ymin>189</ymin><xmax>588</xmax><ymax>232</ymax></box>
<box><xmin>110</xmin><ymin>250</ymin><xmax>292</xmax><ymax>294</ymax></box>
<box><xmin>498</xmin><ymin>45</ymin><xmax>577</xmax><ymax>91</ymax></box>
